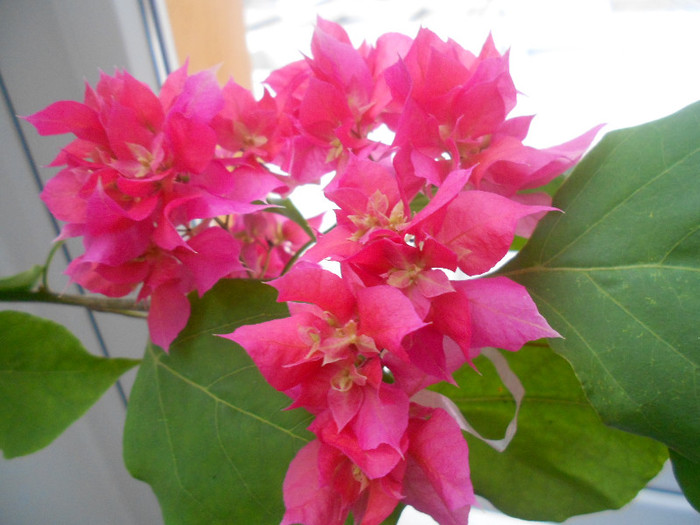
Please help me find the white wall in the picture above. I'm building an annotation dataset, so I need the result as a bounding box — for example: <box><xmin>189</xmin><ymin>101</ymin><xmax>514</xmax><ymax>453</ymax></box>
<box><xmin>0</xmin><ymin>1</ymin><xmax>163</xmax><ymax>523</ymax></box>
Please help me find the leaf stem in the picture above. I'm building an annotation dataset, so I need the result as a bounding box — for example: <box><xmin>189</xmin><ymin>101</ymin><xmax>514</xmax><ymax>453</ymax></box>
<box><xmin>41</xmin><ymin>240</ymin><xmax>65</xmax><ymax>292</ymax></box>
<box><xmin>279</xmin><ymin>224</ymin><xmax>336</xmax><ymax>276</ymax></box>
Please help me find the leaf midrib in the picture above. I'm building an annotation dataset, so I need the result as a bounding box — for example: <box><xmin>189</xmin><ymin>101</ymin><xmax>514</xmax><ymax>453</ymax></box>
<box><xmin>539</xmin><ymin>135</ymin><xmax>700</xmax><ymax>266</ymax></box>
<box><xmin>525</xmin><ymin>289</ymin><xmax>663</xmax><ymax>436</ymax></box>
<box><xmin>448</xmin><ymin>395</ymin><xmax>589</xmax><ymax>407</ymax></box>
<box><xmin>504</xmin><ymin>263</ymin><xmax>700</xmax><ymax>276</ymax></box>
<box><xmin>152</xmin><ymin>348</ymin><xmax>309</xmax><ymax>443</ymax></box>
<box><xmin>503</xmin><ymin>266</ymin><xmax>698</xmax><ymax>368</ymax></box>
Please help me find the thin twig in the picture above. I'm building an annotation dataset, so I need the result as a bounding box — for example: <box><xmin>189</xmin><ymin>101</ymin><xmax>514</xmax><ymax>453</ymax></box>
<box><xmin>3</xmin><ymin>289</ymin><xmax>148</xmax><ymax>318</ymax></box>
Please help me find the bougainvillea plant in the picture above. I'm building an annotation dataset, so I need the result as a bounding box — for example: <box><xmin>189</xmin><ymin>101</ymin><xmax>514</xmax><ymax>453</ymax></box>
<box><xmin>1</xmin><ymin>18</ymin><xmax>698</xmax><ymax>525</ymax></box>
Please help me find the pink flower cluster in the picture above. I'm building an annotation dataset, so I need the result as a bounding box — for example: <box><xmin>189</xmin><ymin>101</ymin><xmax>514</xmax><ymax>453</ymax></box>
<box><xmin>223</xmin><ymin>19</ymin><xmax>596</xmax><ymax>525</ymax></box>
<box><xmin>29</xmin><ymin>17</ymin><xmax>598</xmax><ymax>524</ymax></box>
<box><xmin>26</xmin><ymin>64</ymin><xmax>312</xmax><ymax>348</ymax></box>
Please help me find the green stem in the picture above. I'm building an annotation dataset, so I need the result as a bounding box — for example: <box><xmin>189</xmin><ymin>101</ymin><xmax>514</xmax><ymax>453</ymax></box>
<box><xmin>2</xmin><ymin>289</ymin><xmax>148</xmax><ymax>318</ymax></box>
<box><xmin>42</xmin><ymin>241</ymin><xmax>65</xmax><ymax>292</ymax></box>
<box><xmin>280</xmin><ymin>224</ymin><xmax>336</xmax><ymax>276</ymax></box>
<box><xmin>280</xmin><ymin>238</ymin><xmax>314</xmax><ymax>276</ymax></box>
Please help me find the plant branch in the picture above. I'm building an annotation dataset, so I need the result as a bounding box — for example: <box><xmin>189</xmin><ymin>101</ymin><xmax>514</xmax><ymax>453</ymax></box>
<box><xmin>1</xmin><ymin>288</ymin><xmax>148</xmax><ymax>318</ymax></box>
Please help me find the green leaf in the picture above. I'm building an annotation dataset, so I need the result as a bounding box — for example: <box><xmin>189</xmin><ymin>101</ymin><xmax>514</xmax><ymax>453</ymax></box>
<box><xmin>409</xmin><ymin>192</ymin><xmax>430</xmax><ymax>215</ymax></box>
<box><xmin>0</xmin><ymin>310</ymin><xmax>139</xmax><ymax>458</ymax></box>
<box><xmin>670</xmin><ymin>449</ymin><xmax>700</xmax><ymax>512</ymax></box>
<box><xmin>266</xmin><ymin>196</ymin><xmax>317</xmax><ymax>241</ymax></box>
<box><xmin>0</xmin><ymin>265</ymin><xmax>43</xmax><ymax>294</ymax></box>
<box><xmin>502</xmin><ymin>101</ymin><xmax>700</xmax><ymax>462</ymax></box>
<box><xmin>432</xmin><ymin>344</ymin><xmax>667</xmax><ymax>521</ymax></box>
<box><xmin>123</xmin><ymin>279</ymin><xmax>313</xmax><ymax>525</ymax></box>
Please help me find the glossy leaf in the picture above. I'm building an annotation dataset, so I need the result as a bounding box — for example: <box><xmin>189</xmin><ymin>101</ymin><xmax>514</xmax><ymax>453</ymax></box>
<box><xmin>123</xmin><ymin>279</ymin><xmax>313</xmax><ymax>525</ymax></box>
<box><xmin>0</xmin><ymin>310</ymin><xmax>138</xmax><ymax>458</ymax></box>
<box><xmin>432</xmin><ymin>344</ymin><xmax>666</xmax><ymax>522</ymax></box>
<box><xmin>670</xmin><ymin>449</ymin><xmax>700</xmax><ymax>512</ymax></box>
<box><xmin>502</xmin><ymin>101</ymin><xmax>700</xmax><ymax>462</ymax></box>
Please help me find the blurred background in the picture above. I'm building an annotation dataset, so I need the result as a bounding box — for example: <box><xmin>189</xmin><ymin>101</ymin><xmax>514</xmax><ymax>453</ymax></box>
<box><xmin>1</xmin><ymin>1</ymin><xmax>698</xmax><ymax>523</ymax></box>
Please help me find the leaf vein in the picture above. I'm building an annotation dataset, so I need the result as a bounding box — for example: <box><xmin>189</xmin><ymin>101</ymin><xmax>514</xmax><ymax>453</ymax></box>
<box><xmin>213</xmin><ymin>402</ymin><xmax>267</xmax><ymax>509</ymax></box>
<box><xmin>152</xmin><ymin>350</ymin><xmax>211</xmax><ymax>513</ymax></box>
<box><xmin>538</xmin><ymin>130</ymin><xmax>637</xmax><ymax>262</ymax></box>
<box><xmin>582</xmin><ymin>272</ymin><xmax>697</xmax><ymax>368</ymax></box>
<box><xmin>206</xmin><ymin>365</ymin><xmax>257</xmax><ymax>389</ymax></box>
<box><xmin>154</xmin><ymin>358</ymin><xmax>308</xmax><ymax>443</ymax></box>
<box><xmin>172</xmin><ymin>316</ymin><xmax>272</xmax><ymax>348</ymax></box>
<box><xmin>542</xmin><ymin>142</ymin><xmax>700</xmax><ymax>266</ymax></box>
<box><xmin>504</xmin><ymin>263</ymin><xmax>700</xmax><ymax>277</ymax></box>
<box><xmin>525</xmin><ymin>290</ymin><xmax>647</xmax><ymax>414</ymax></box>
<box><xmin>659</xmin><ymin>223</ymin><xmax>700</xmax><ymax>264</ymax></box>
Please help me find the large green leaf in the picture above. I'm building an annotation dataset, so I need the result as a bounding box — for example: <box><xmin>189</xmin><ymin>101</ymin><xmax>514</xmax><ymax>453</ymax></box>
<box><xmin>123</xmin><ymin>279</ymin><xmax>313</xmax><ymax>525</ymax></box>
<box><xmin>0</xmin><ymin>310</ymin><xmax>139</xmax><ymax>458</ymax></box>
<box><xmin>501</xmin><ymin>102</ymin><xmax>700</xmax><ymax>462</ymax></box>
<box><xmin>432</xmin><ymin>344</ymin><xmax>666</xmax><ymax>522</ymax></box>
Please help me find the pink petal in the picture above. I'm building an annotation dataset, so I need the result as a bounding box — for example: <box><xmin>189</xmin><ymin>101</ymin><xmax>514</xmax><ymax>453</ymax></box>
<box><xmin>404</xmin><ymin>407</ymin><xmax>474</xmax><ymax>524</ymax></box>
<box><xmin>453</xmin><ymin>57</ymin><xmax>515</xmax><ymax>138</ymax></box>
<box><xmin>281</xmin><ymin>440</ymin><xmax>346</xmax><ymax>525</ymax></box>
<box><xmin>169</xmin><ymin>69</ymin><xmax>224</xmax><ymax>122</ymax></box>
<box><xmin>311</xmin><ymin>19</ymin><xmax>372</xmax><ymax>95</ymax></box>
<box><xmin>351</xmin><ymin>384</ymin><xmax>409</xmax><ymax>453</ymax></box>
<box><xmin>357</xmin><ymin>476</ymin><xmax>404</xmax><ymax>525</ymax></box>
<box><xmin>327</xmin><ymin>385</ymin><xmax>364</xmax><ymax>432</ymax></box>
<box><xmin>177</xmin><ymin>228</ymin><xmax>243</xmax><ymax>295</ymax></box>
<box><xmin>429</xmin><ymin>290</ymin><xmax>472</xmax><ymax>358</ymax></box>
<box><xmin>299</xmin><ymin>78</ymin><xmax>352</xmax><ymax>141</ymax></box>
<box><xmin>152</xmin><ymin>190</ymin><xmax>246</xmax><ymax>252</ymax></box>
<box><xmin>415</xmin><ymin>190</ymin><xmax>554</xmax><ymax>275</ymax></box>
<box><xmin>164</xmin><ymin>112</ymin><xmax>217</xmax><ymax>174</ymax></box>
<box><xmin>24</xmin><ymin>100</ymin><xmax>107</xmax><ymax>144</ymax></box>
<box><xmin>302</xmin><ymin>225</ymin><xmax>363</xmax><ymax>263</ymax></box>
<box><xmin>410</xmin><ymin>168</ymin><xmax>472</xmax><ymax>226</ymax></box>
<box><xmin>65</xmin><ymin>257</ymin><xmax>137</xmax><ymax>298</ymax></box>
<box><xmin>326</xmin><ymin>155</ymin><xmax>403</xmax><ymax>211</ymax></box>
<box><xmin>270</xmin><ymin>264</ymin><xmax>356</xmax><ymax>322</ymax></box>
<box><xmin>105</xmin><ymin>103</ymin><xmax>157</xmax><ymax>160</ymax></box>
<box><xmin>403</xmin><ymin>327</ymin><xmax>451</xmax><ymax>381</ymax></box>
<box><xmin>159</xmin><ymin>62</ymin><xmax>188</xmax><ymax>110</ymax></box>
<box><xmin>121</xmin><ymin>71</ymin><xmax>164</xmax><ymax>130</ymax></box>
<box><xmin>148</xmin><ymin>282</ymin><xmax>191</xmax><ymax>350</ymax></box>
<box><xmin>224</xmin><ymin>313</ymin><xmax>320</xmax><ymax>392</ymax></box>
<box><xmin>40</xmin><ymin>168</ymin><xmax>88</xmax><ymax>223</ymax></box>
<box><xmin>311</xmin><ymin>413</ymin><xmax>405</xmax><ymax>479</ymax></box>
<box><xmin>356</xmin><ymin>285</ymin><xmax>427</xmax><ymax>358</ymax></box>
<box><xmin>82</xmin><ymin>185</ymin><xmax>153</xmax><ymax>265</ymax></box>
<box><xmin>512</xmin><ymin>191</ymin><xmax>553</xmax><ymax>238</ymax></box>
<box><xmin>516</xmin><ymin>125</ymin><xmax>603</xmax><ymax>190</ymax></box>
<box><xmin>201</xmin><ymin>161</ymin><xmax>282</xmax><ymax>205</ymax></box>
<box><xmin>456</xmin><ymin>276</ymin><xmax>560</xmax><ymax>351</ymax></box>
